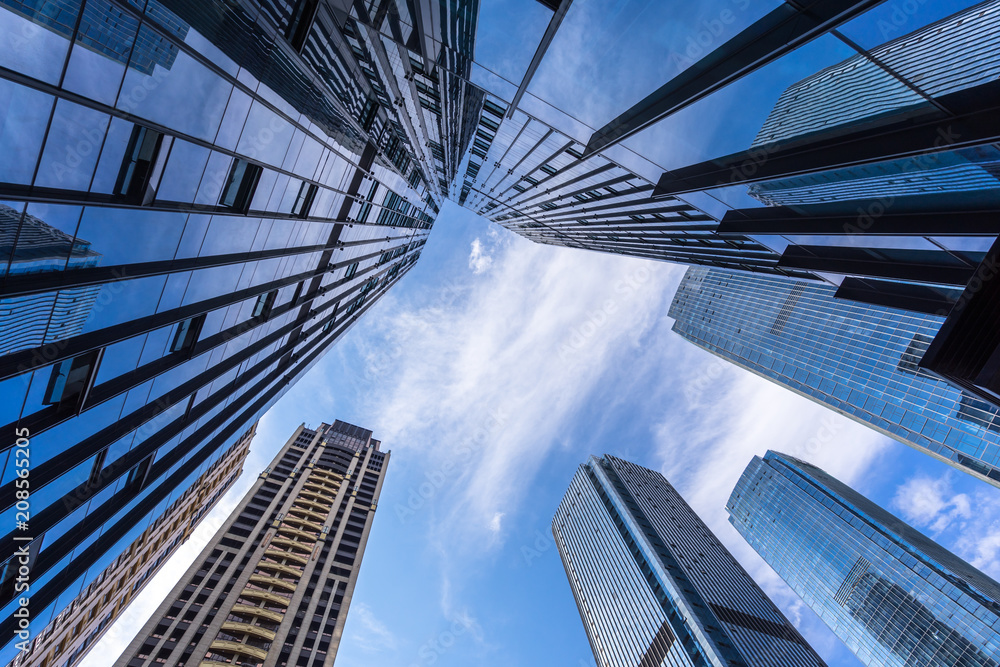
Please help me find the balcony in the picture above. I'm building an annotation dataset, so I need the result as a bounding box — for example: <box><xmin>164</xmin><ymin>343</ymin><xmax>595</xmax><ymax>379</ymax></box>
<box><xmin>238</xmin><ymin>588</ymin><xmax>290</xmax><ymax>607</ymax></box>
<box><xmin>230</xmin><ymin>603</ymin><xmax>284</xmax><ymax>624</ymax></box>
<box><xmin>287</xmin><ymin>505</ymin><xmax>327</xmax><ymax>522</ymax></box>
<box><xmin>263</xmin><ymin>547</ymin><xmax>309</xmax><ymax>565</ymax></box>
<box><xmin>283</xmin><ymin>514</ymin><xmax>323</xmax><ymax>532</ymax></box>
<box><xmin>249</xmin><ymin>574</ymin><xmax>298</xmax><ymax>592</ymax></box>
<box><xmin>292</xmin><ymin>497</ymin><xmax>330</xmax><ymax>512</ymax></box>
<box><xmin>269</xmin><ymin>537</ymin><xmax>313</xmax><ymax>554</ymax></box>
<box><xmin>256</xmin><ymin>560</ymin><xmax>303</xmax><ymax>578</ymax></box>
<box><xmin>209</xmin><ymin>639</ymin><xmax>269</xmax><ymax>661</ymax></box>
<box><xmin>221</xmin><ymin>621</ymin><xmax>277</xmax><ymax>641</ymax></box>
<box><xmin>276</xmin><ymin>525</ymin><xmax>319</xmax><ymax>541</ymax></box>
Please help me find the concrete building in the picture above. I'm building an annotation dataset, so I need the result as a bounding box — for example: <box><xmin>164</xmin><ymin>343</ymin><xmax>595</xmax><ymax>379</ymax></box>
<box><xmin>115</xmin><ymin>420</ymin><xmax>388</xmax><ymax>667</ymax></box>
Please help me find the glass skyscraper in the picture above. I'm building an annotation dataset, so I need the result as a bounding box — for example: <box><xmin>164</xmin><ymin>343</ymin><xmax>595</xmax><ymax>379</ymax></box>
<box><xmin>0</xmin><ymin>0</ymin><xmax>436</xmax><ymax>660</ymax></box>
<box><xmin>669</xmin><ymin>265</ymin><xmax>1000</xmax><ymax>487</ymax></box>
<box><xmin>10</xmin><ymin>423</ymin><xmax>254</xmax><ymax>667</ymax></box>
<box><xmin>553</xmin><ymin>454</ymin><xmax>826</xmax><ymax>667</ymax></box>
<box><xmin>4</xmin><ymin>0</ymin><xmax>1000</xmax><ymax>661</ymax></box>
<box><xmin>728</xmin><ymin>451</ymin><xmax>1000</xmax><ymax>667</ymax></box>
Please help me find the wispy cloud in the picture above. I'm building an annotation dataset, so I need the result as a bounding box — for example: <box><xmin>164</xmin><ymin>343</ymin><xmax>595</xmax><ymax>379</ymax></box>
<box><xmin>468</xmin><ymin>237</ymin><xmax>494</xmax><ymax>274</ymax></box>
<box><xmin>361</xmin><ymin>229</ymin><xmax>684</xmax><ymax>548</ymax></box>
<box><xmin>893</xmin><ymin>473</ymin><xmax>972</xmax><ymax>533</ymax></box>
<box><xmin>348</xmin><ymin>603</ymin><xmax>398</xmax><ymax>652</ymax></box>
<box><xmin>892</xmin><ymin>471</ymin><xmax>1000</xmax><ymax>578</ymax></box>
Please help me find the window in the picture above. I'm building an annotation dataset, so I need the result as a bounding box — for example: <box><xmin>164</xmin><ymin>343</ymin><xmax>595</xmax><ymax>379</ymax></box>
<box><xmin>220</xmin><ymin>159</ymin><xmax>262</xmax><ymax>213</ymax></box>
<box><xmin>42</xmin><ymin>350</ymin><xmax>102</xmax><ymax>410</ymax></box>
<box><xmin>252</xmin><ymin>290</ymin><xmax>278</xmax><ymax>319</ymax></box>
<box><xmin>291</xmin><ymin>281</ymin><xmax>305</xmax><ymax>305</ymax></box>
<box><xmin>343</xmin><ymin>262</ymin><xmax>359</xmax><ymax>280</ymax></box>
<box><xmin>285</xmin><ymin>0</ymin><xmax>319</xmax><ymax>50</ymax></box>
<box><xmin>115</xmin><ymin>126</ymin><xmax>166</xmax><ymax>204</ymax></box>
<box><xmin>126</xmin><ymin>456</ymin><xmax>154</xmax><ymax>493</ymax></box>
<box><xmin>292</xmin><ymin>182</ymin><xmax>318</xmax><ymax>218</ymax></box>
<box><xmin>170</xmin><ymin>314</ymin><xmax>206</xmax><ymax>354</ymax></box>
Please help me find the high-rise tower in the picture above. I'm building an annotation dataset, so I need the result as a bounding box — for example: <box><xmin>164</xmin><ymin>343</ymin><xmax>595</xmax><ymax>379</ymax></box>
<box><xmin>0</xmin><ymin>0</ymin><xmax>435</xmax><ymax>658</ymax></box>
<box><xmin>9</xmin><ymin>423</ymin><xmax>255</xmax><ymax>667</ymax></box>
<box><xmin>669</xmin><ymin>265</ymin><xmax>1000</xmax><ymax>487</ymax></box>
<box><xmin>115</xmin><ymin>420</ymin><xmax>388</xmax><ymax>667</ymax></box>
<box><xmin>728</xmin><ymin>451</ymin><xmax>1000</xmax><ymax>667</ymax></box>
<box><xmin>553</xmin><ymin>454</ymin><xmax>826</xmax><ymax>667</ymax></box>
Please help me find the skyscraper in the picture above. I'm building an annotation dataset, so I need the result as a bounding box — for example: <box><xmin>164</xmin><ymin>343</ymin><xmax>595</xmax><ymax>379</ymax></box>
<box><xmin>3</xmin><ymin>0</ymin><xmax>1000</xmax><ymax>660</ymax></box>
<box><xmin>727</xmin><ymin>451</ymin><xmax>1000</xmax><ymax>667</ymax></box>
<box><xmin>0</xmin><ymin>0</ymin><xmax>434</xmax><ymax>659</ymax></box>
<box><xmin>9</xmin><ymin>423</ymin><xmax>254</xmax><ymax>667</ymax></box>
<box><xmin>669</xmin><ymin>265</ymin><xmax>1000</xmax><ymax>487</ymax></box>
<box><xmin>553</xmin><ymin>454</ymin><xmax>826</xmax><ymax>667</ymax></box>
<box><xmin>115</xmin><ymin>420</ymin><xmax>388</xmax><ymax>667</ymax></box>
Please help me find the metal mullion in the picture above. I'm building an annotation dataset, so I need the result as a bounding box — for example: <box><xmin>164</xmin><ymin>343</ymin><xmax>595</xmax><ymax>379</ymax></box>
<box><xmin>526</xmin><ymin>197</ymin><xmax>684</xmax><ymax>220</ymax></box>
<box><xmin>0</xmin><ymin>242</ymin><xmax>327</xmax><ymax>298</ymax></box>
<box><xmin>515</xmin><ymin>170</ymin><xmax>634</xmax><ymax>209</ymax></box>
<box><xmin>0</xmin><ymin>262</ymin><xmax>410</xmax><ymax>541</ymax></box>
<box><xmin>0</xmin><ymin>231</ymin><xmax>409</xmax><ymax>299</ymax></box>
<box><xmin>0</xmin><ymin>66</ymin><xmax>354</xmax><ymax>194</ymax></box>
<box><xmin>494</xmin><ymin>127</ymin><xmax>555</xmax><ymax>197</ymax></box>
<box><xmin>0</xmin><ymin>265</ymin><xmax>322</xmax><ymax>383</ymax></box>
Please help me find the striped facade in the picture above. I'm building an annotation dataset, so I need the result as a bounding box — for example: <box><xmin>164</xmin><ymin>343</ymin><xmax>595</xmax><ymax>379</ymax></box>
<box><xmin>553</xmin><ymin>455</ymin><xmax>825</xmax><ymax>667</ymax></box>
<box><xmin>728</xmin><ymin>452</ymin><xmax>1000</xmax><ymax>667</ymax></box>
<box><xmin>115</xmin><ymin>420</ymin><xmax>388</xmax><ymax>667</ymax></box>
<box><xmin>669</xmin><ymin>265</ymin><xmax>1000</xmax><ymax>487</ymax></box>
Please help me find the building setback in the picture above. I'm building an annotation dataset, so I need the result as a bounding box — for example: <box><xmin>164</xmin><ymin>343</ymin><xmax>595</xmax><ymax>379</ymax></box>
<box><xmin>553</xmin><ymin>454</ymin><xmax>826</xmax><ymax>667</ymax></box>
<box><xmin>728</xmin><ymin>451</ymin><xmax>1000</xmax><ymax>667</ymax></box>
<box><xmin>9</xmin><ymin>423</ymin><xmax>255</xmax><ymax>667</ymax></box>
<box><xmin>669</xmin><ymin>265</ymin><xmax>1000</xmax><ymax>487</ymax></box>
<box><xmin>115</xmin><ymin>420</ymin><xmax>388</xmax><ymax>667</ymax></box>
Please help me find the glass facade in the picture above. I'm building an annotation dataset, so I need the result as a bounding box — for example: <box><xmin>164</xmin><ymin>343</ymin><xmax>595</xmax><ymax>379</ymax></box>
<box><xmin>669</xmin><ymin>266</ymin><xmax>1000</xmax><ymax>486</ymax></box>
<box><xmin>114</xmin><ymin>420</ymin><xmax>388</xmax><ymax>667</ymax></box>
<box><xmin>0</xmin><ymin>0</ymin><xmax>436</xmax><ymax>660</ymax></box>
<box><xmin>3</xmin><ymin>0</ymin><xmax>1000</xmax><ymax>660</ymax></box>
<box><xmin>728</xmin><ymin>451</ymin><xmax>1000</xmax><ymax>667</ymax></box>
<box><xmin>553</xmin><ymin>454</ymin><xmax>826</xmax><ymax>667</ymax></box>
<box><xmin>10</xmin><ymin>422</ymin><xmax>254</xmax><ymax>667</ymax></box>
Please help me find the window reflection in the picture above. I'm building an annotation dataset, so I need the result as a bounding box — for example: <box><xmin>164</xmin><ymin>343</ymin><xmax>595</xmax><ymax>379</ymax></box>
<box><xmin>0</xmin><ymin>78</ymin><xmax>53</xmax><ymax>184</ymax></box>
<box><xmin>0</xmin><ymin>1</ymin><xmax>76</xmax><ymax>83</ymax></box>
<box><xmin>36</xmin><ymin>100</ymin><xmax>110</xmax><ymax>191</ymax></box>
<box><xmin>117</xmin><ymin>25</ymin><xmax>230</xmax><ymax>142</ymax></box>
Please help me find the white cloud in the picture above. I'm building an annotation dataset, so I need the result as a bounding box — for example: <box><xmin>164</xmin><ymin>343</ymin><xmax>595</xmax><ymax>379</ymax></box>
<box><xmin>488</xmin><ymin>512</ymin><xmax>504</xmax><ymax>535</ymax></box>
<box><xmin>348</xmin><ymin>603</ymin><xmax>398</xmax><ymax>652</ymax></box>
<box><xmin>468</xmin><ymin>237</ymin><xmax>493</xmax><ymax>274</ymax></box>
<box><xmin>893</xmin><ymin>474</ymin><xmax>972</xmax><ymax>534</ymax></box>
<box><xmin>891</xmin><ymin>472</ymin><xmax>1000</xmax><ymax>579</ymax></box>
<box><xmin>361</xmin><ymin>227</ymin><xmax>684</xmax><ymax>549</ymax></box>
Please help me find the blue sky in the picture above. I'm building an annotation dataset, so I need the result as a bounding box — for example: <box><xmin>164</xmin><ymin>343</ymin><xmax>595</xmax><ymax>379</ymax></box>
<box><xmin>67</xmin><ymin>0</ymin><xmax>1000</xmax><ymax>664</ymax></box>
<box><xmin>84</xmin><ymin>201</ymin><xmax>1000</xmax><ymax>667</ymax></box>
